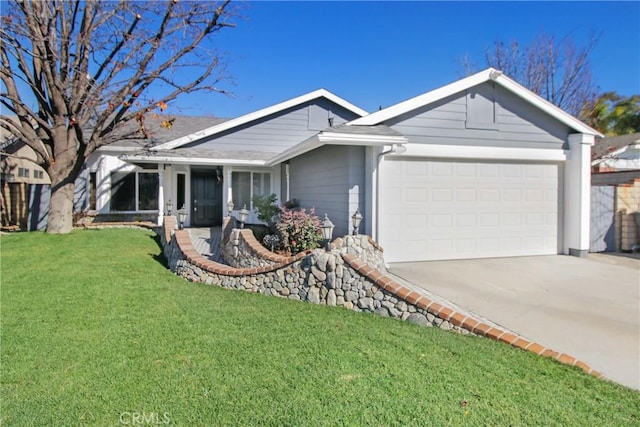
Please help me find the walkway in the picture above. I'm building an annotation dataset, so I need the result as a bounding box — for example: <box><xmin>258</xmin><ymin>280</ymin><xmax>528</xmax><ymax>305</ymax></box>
<box><xmin>187</xmin><ymin>227</ymin><xmax>226</xmax><ymax>264</ymax></box>
<box><xmin>389</xmin><ymin>255</ymin><xmax>640</xmax><ymax>390</ymax></box>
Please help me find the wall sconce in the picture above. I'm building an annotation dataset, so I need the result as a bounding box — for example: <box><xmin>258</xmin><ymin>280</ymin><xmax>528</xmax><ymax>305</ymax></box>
<box><xmin>351</xmin><ymin>209</ymin><xmax>362</xmax><ymax>235</ymax></box>
<box><xmin>166</xmin><ymin>199</ymin><xmax>174</xmax><ymax>216</ymax></box>
<box><xmin>320</xmin><ymin>213</ymin><xmax>335</xmax><ymax>251</ymax></box>
<box><xmin>177</xmin><ymin>206</ymin><xmax>187</xmax><ymax>230</ymax></box>
<box><xmin>238</xmin><ymin>204</ymin><xmax>249</xmax><ymax>229</ymax></box>
<box><xmin>227</xmin><ymin>200</ymin><xmax>234</xmax><ymax>216</ymax></box>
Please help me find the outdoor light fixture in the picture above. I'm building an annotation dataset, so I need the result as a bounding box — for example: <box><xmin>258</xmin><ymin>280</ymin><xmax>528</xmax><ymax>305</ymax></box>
<box><xmin>177</xmin><ymin>206</ymin><xmax>187</xmax><ymax>230</ymax></box>
<box><xmin>238</xmin><ymin>204</ymin><xmax>249</xmax><ymax>229</ymax></box>
<box><xmin>351</xmin><ymin>209</ymin><xmax>362</xmax><ymax>235</ymax></box>
<box><xmin>166</xmin><ymin>199</ymin><xmax>174</xmax><ymax>216</ymax></box>
<box><xmin>320</xmin><ymin>213</ymin><xmax>335</xmax><ymax>251</ymax></box>
<box><xmin>227</xmin><ymin>200</ymin><xmax>234</xmax><ymax>216</ymax></box>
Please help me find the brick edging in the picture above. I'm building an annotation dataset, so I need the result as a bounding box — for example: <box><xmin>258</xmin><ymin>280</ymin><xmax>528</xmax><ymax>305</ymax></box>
<box><xmin>341</xmin><ymin>253</ymin><xmax>603</xmax><ymax>378</ymax></box>
<box><xmin>174</xmin><ymin>229</ymin><xmax>309</xmax><ymax>277</ymax></box>
<box><xmin>236</xmin><ymin>229</ymin><xmax>297</xmax><ymax>263</ymax></box>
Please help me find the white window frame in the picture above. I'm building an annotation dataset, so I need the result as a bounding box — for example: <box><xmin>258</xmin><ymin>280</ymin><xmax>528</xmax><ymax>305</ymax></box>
<box><xmin>230</xmin><ymin>169</ymin><xmax>272</xmax><ymax>210</ymax></box>
<box><xmin>110</xmin><ymin>166</ymin><xmax>160</xmax><ymax>213</ymax></box>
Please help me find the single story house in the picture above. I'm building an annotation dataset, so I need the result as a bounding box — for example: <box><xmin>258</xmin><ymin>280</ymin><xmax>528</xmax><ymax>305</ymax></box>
<box><xmin>17</xmin><ymin>68</ymin><xmax>605</xmax><ymax>262</ymax></box>
<box><xmin>590</xmin><ymin>132</ymin><xmax>640</xmax><ymax>252</ymax></box>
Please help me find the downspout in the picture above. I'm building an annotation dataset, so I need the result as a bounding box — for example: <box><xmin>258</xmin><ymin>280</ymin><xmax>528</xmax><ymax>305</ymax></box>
<box><xmin>374</xmin><ymin>144</ymin><xmax>407</xmax><ymax>241</ymax></box>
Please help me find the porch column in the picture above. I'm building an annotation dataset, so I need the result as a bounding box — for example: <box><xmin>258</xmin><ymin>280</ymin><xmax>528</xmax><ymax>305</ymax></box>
<box><xmin>564</xmin><ymin>133</ymin><xmax>594</xmax><ymax>256</ymax></box>
<box><xmin>225</xmin><ymin>167</ymin><xmax>233</xmax><ymax>208</ymax></box>
<box><xmin>157</xmin><ymin>164</ymin><xmax>164</xmax><ymax>225</ymax></box>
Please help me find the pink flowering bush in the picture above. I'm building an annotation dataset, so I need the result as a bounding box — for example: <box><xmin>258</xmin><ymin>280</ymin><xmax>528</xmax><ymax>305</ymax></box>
<box><xmin>275</xmin><ymin>207</ymin><xmax>322</xmax><ymax>254</ymax></box>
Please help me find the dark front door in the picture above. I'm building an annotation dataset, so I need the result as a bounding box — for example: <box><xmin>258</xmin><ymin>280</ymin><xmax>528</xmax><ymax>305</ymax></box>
<box><xmin>191</xmin><ymin>169</ymin><xmax>222</xmax><ymax>226</ymax></box>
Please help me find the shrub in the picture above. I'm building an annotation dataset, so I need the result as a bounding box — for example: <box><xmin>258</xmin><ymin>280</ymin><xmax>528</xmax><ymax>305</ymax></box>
<box><xmin>275</xmin><ymin>207</ymin><xmax>322</xmax><ymax>254</ymax></box>
<box><xmin>252</xmin><ymin>193</ymin><xmax>279</xmax><ymax>231</ymax></box>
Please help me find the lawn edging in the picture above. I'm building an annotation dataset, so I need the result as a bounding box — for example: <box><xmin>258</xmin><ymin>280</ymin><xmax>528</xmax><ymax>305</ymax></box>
<box><xmin>161</xmin><ymin>216</ymin><xmax>602</xmax><ymax>378</ymax></box>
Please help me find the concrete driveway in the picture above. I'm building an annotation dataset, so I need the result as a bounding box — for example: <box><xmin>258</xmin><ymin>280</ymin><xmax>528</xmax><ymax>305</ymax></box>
<box><xmin>388</xmin><ymin>254</ymin><xmax>640</xmax><ymax>390</ymax></box>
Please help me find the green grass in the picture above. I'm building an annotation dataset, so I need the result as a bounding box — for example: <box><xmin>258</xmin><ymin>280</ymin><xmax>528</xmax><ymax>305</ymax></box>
<box><xmin>1</xmin><ymin>229</ymin><xmax>639</xmax><ymax>426</ymax></box>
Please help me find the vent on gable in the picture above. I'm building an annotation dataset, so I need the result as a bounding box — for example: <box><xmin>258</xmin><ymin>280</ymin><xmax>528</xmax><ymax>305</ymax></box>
<box><xmin>308</xmin><ymin>104</ymin><xmax>333</xmax><ymax>131</ymax></box>
<box><xmin>466</xmin><ymin>83</ymin><xmax>499</xmax><ymax>130</ymax></box>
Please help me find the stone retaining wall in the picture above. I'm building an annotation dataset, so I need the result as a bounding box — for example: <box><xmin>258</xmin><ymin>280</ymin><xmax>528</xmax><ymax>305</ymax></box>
<box><xmin>160</xmin><ymin>216</ymin><xmax>601</xmax><ymax>378</ymax></box>
<box><xmin>162</xmin><ymin>219</ymin><xmax>464</xmax><ymax>332</ymax></box>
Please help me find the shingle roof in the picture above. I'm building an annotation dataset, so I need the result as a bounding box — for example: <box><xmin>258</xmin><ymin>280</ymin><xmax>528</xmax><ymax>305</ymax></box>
<box><xmin>592</xmin><ymin>132</ymin><xmax>640</xmax><ymax>160</ymax></box>
<box><xmin>127</xmin><ymin>147</ymin><xmax>276</xmax><ymax>162</ymax></box>
<box><xmin>110</xmin><ymin>115</ymin><xmax>229</xmax><ymax>148</ymax></box>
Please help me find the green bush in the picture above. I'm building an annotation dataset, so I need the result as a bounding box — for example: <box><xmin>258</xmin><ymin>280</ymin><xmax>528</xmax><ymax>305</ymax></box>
<box><xmin>252</xmin><ymin>193</ymin><xmax>279</xmax><ymax>231</ymax></box>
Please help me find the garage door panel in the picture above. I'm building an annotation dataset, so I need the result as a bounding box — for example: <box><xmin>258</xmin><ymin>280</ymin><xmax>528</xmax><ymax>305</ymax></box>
<box><xmin>380</xmin><ymin>159</ymin><xmax>560</xmax><ymax>262</ymax></box>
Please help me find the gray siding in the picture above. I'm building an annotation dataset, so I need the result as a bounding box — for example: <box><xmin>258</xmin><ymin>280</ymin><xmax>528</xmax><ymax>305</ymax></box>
<box><xmin>27</xmin><ymin>184</ymin><xmax>50</xmax><ymax>231</ymax></box>
<box><xmin>185</xmin><ymin>98</ymin><xmax>360</xmax><ymax>154</ymax></box>
<box><xmin>74</xmin><ymin>169</ymin><xmax>89</xmax><ymax>211</ymax></box>
<box><xmin>24</xmin><ymin>172</ymin><xmax>88</xmax><ymax>230</ymax></box>
<box><xmin>387</xmin><ymin>82</ymin><xmax>570</xmax><ymax>149</ymax></box>
<box><xmin>590</xmin><ymin>186</ymin><xmax>615</xmax><ymax>252</ymax></box>
<box><xmin>288</xmin><ymin>145</ymin><xmax>365</xmax><ymax>237</ymax></box>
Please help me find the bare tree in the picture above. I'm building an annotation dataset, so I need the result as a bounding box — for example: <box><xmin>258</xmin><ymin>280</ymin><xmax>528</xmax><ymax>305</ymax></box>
<box><xmin>463</xmin><ymin>32</ymin><xmax>598</xmax><ymax>118</ymax></box>
<box><xmin>0</xmin><ymin>0</ymin><xmax>237</xmax><ymax>233</ymax></box>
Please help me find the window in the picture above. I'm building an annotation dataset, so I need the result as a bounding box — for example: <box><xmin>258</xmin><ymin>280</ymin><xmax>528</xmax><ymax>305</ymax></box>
<box><xmin>110</xmin><ymin>171</ymin><xmax>159</xmax><ymax>211</ymax></box>
<box><xmin>232</xmin><ymin>171</ymin><xmax>271</xmax><ymax>209</ymax></box>
<box><xmin>17</xmin><ymin>168</ymin><xmax>29</xmax><ymax>178</ymax></box>
<box><xmin>176</xmin><ymin>173</ymin><xmax>186</xmax><ymax>210</ymax></box>
<box><xmin>89</xmin><ymin>172</ymin><xmax>97</xmax><ymax>210</ymax></box>
<box><xmin>34</xmin><ymin>170</ymin><xmax>44</xmax><ymax>179</ymax></box>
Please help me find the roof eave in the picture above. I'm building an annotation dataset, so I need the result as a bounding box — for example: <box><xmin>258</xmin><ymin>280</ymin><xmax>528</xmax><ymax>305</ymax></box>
<box><xmin>267</xmin><ymin>131</ymin><xmax>408</xmax><ymax>166</ymax></box>
<box><xmin>120</xmin><ymin>154</ymin><xmax>267</xmax><ymax>167</ymax></box>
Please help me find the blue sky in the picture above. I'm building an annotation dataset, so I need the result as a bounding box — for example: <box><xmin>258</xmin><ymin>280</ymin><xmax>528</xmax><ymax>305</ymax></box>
<box><xmin>177</xmin><ymin>0</ymin><xmax>639</xmax><ymax>119</ymax></box>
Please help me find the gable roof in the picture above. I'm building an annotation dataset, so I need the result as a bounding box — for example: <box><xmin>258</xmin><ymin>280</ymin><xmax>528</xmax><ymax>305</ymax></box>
<box><xmin>151</xmin><ymin>89</ymin><xmax>368</xmax><ymax>151</ymax></box>
<box><xmin>592</xmin><ymin>132</ymin><xmax>640</xmax><ymax>160</ymax></box>
<box><xmin>349</xmin><ymin>68</ymin><xmax>603</xmax><ymax>137</ymax></box>
<box><xmin>267</xmin><ymin>124</ymin><xmax>407</xmax><ymax>166</ymax></box>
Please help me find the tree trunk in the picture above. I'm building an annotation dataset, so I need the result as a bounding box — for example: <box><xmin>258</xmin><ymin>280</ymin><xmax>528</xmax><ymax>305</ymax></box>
<box><xmin>46</xmin><ymin>127</ymin><xmax>81</xmax><ymax>234</ymax></box>
<box><xmin>47</xmin><ymin>177</ymin><xmax>75</xmax><ymax>234</ymax></box>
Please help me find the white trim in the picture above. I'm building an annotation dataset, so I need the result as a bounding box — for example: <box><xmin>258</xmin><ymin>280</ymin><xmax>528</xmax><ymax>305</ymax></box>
<box><xmin>351</xmin><ymin>70</ymin><xmax>492</xmax><ymax>126</ymax></box>
<box><xmin>398</xmin><ymin>143</ymin><xmax>568</xmax><ymax>162</ymax></box>
<box><xmin>120</xmin><ymin>154</ymin><xmax>267</xmax><ymax>166</ymax></box>
<box><xmin>98</xmin><ymin>146</ymin><xmax>143</xmax><ymax>153</ymax></box>
<box><xmin>318</xmin><ymin>132</ymin><xmax>408</xmax><ymax>145</ymax></box>
<box><xmin>266</xmin><ymin>131</ymin><xmax>408</xmax><ymax>166</ymax></box>
<box><xmin>564</xmin><ymin>133</ymin><xmax>594</xmax><ymax>254</ymax></box>
<box><xmin>151</xmin><ymin>89</ymin><xmax>368</xmax><ymax>151</ymax></box>
<box><xmin>349</xmin><ymin>68</ymin><xmax>603</xmax><ymax>138</ymax></box>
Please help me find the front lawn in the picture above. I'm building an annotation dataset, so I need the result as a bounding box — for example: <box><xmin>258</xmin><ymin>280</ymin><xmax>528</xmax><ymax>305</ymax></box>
<box><xmin>1</xmin><ymin>229</ymin><xmax>638</xmax><ymax>426</ymax></box>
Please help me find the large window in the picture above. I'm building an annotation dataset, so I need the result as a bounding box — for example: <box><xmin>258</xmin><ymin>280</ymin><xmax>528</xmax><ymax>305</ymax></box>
<box><xmin>111</xmin><ymin>171</ymin><xmax>159</xmax><ymax>211</ymax></box>
<box><xmin>232</xmin><ymin>171</ymin><xmax>271</xmax><ymax>209</ymax></box>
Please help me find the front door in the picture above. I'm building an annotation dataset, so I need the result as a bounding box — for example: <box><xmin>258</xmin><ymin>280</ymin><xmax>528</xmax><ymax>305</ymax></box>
<box><xmin>191</xmin><ymin>169</ymin><xmax>222</xmax><ymax>226</ymax></box>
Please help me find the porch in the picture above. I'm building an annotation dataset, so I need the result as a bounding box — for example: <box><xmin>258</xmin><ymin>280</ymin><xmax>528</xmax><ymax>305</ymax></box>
<box><xmin>187</xmin><ymin>226</ymin><xmax>226</xmax><ymax>264</ymax></box>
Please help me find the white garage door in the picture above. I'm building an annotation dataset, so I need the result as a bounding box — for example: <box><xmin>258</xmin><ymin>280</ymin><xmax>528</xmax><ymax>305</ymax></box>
<box><xmin>379</xmin><ymin>159</ymin><xmax>560</xmax><ymax>262</ymax></box>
